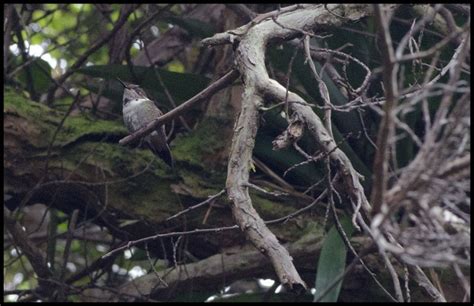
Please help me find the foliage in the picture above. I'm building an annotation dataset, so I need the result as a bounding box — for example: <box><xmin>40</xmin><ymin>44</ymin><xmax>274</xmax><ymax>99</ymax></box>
<box><xmin>4</xmin><ymin>3</ymin><xmax>470</xmax><ymax>303</ymax></box>
<box><xmin>314</xmin><ymin>215</ymin><xmax>354</xmax><ymax>302</ymax></box>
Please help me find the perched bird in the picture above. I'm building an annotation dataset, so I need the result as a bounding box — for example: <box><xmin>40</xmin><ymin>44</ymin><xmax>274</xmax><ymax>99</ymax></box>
<box><xmin>118</xmin><ymin>78</ymin><xmax>173</xmax><ymax>167</ymax></box>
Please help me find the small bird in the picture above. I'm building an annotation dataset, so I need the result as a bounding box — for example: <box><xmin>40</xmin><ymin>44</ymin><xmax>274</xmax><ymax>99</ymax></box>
<box><xmin>118</xmin><ymin>78</ymin><xmax>173</xmax><ymax>167</ymax></box>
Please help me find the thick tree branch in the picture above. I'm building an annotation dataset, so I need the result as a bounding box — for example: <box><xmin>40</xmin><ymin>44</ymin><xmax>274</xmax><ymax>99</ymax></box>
<box><xmin>203</xmin><ymin>3</ymin><xmax>398</xmax><ymax>290</ymax></box>
<box><xmin>86</xmin><ymin>233</ymin><xmax>370</xmax><ymax>301</ymax></box>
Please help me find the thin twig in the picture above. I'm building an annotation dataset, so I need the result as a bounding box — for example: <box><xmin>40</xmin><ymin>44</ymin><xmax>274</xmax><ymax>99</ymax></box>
<box><xmin>370</xmin><ymin>4</ymin><xmax>399</xmax><ymax>215</ymax></box>
<box><xmin>57</xmin><ymin>209</ymin><xmax>79</xmax><ymax>300</ymax></box>
<box><xmin>246</xmin><ymin>183</ymin><xmax>287</xmax><ymax>197</ymax></box>
<box><xmin>166</xmin><ymin>189</ymin><xmax>226</xmax><ymax>221</ymax></box>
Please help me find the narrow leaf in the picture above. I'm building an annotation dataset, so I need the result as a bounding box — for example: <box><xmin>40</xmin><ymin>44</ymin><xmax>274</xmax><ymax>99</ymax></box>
<box><xmin>314</xmin><ymin>215</ymin><xmax>354</xmax><ymax>302</ymax></box>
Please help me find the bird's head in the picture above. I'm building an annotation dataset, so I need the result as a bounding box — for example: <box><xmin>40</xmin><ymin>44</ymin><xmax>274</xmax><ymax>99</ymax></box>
<box><xmin>117</xmin><ymin>78</ymin><xmax>149</xmax><ymax>104</ymax></box>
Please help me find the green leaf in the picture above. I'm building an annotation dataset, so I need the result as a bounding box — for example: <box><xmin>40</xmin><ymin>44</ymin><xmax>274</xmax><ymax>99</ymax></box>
<box><xmin>77</xmin><ymin>64</ymin><xmax>210</xmax><ymax>104</ymax></box>
<box><xmin>74</xmin><ymin>80</ymin><xmax>123</xmax><ymax>116</ymax></box>
<box><xmin>127</xmin><ymin>248</ymin><xmax>147</xmax><ymax>261</ymax></box>
<box><xmin>162</xmin><ymin>15</ymin><xmax>215</xmax><ymax>38</ymax></box>
<box><xmin>17</xmin><ymin>57</ymin><xmax>53</xmax><ymax>94</ymax></box>
<box><xmin>314</xmin><ymin>215</ymin><xmax>354</xmax><ymax>302</ymax></box>
<box><xmin>30</xmin><ymin>33</ymin><xmax>44</xmax><ymax>45</ymax></box>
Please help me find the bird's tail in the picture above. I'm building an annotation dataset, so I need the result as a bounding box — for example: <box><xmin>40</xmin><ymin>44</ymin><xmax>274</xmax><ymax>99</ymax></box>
<box><xmin>146</xmin><ymin>131</ymin><xmax>174</xmax><ymax>168</ymax></box>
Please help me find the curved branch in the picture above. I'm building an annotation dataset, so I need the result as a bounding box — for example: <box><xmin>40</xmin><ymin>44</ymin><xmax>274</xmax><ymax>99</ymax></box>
<box><xmin>204</xmin><ymin>4</ymin><xmax>396</xmax><ymax>290</ymax></box>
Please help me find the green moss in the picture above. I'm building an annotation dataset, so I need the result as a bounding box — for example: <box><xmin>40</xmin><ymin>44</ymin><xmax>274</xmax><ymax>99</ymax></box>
<box><xmin>53</xmin><ymin>140</ymin><xmax>178</xmax><ymax>221</ymax></box>
<box><xmin>109</xmin><ymin>178</ymin><xmax>174</xmax><ymax>222</ymax></box>
<box><xmin>172</xmin><ymin>118</ymin><xmax>226</xmax><ymax>168</ymax></box>
<box><xmin>298</xmin><ymin>220</ymin><xmax>325</xmax><ymax>240</ymax></box>
<box><xmin>251</xmin><ymin>193</ymin><xmax>294</xmax><ymax>218</ymax></box>
<box><xmin>252</xmin><ymin>193</ymin><xmax>329</xmax><ymax>241</ymax></box>
<box><xmin>4</xmin><ymin>88</ymin><xmax>59</xmax><ymax>120</ymax></box>
<box><xmin>56</xmin><ymin>115</ymin><xmax>127</xmax><ymax>146</ymax></box>
<box><xmin>58</xmin><ymin>141</ymin><xmax>171</xmax><ymax>179</ymax></box>
<box><xmin>4</xmin><ymin>88</ymin><xmax>60</xmax><ymax>147</ymax></box>
<box><xmin>4</xmin><ymin>87</ymin><xmax>127</xmax><ymax>148</ymax></box>
<box><xmin>108</xmin><ymin>171</ymin><xmax>178</xmax><ymax>220</ymax></box>
<box><xmin>178</xmin><ymin>169</ymin><xmax>223</xmax><ymax>198</ymax></box>
<box><xmin>5</xmin><ymin>87</ymin><xmax>183</xmax><ymax>223</ymax></box>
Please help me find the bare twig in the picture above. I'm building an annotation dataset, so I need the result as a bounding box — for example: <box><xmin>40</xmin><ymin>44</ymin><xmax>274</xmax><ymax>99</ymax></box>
<box><xmin>166</xmin><ymin>189</ymin><xmax>226</xmax><ymax>221</ymax></box>
<box><xmin>43</xmin><ymin>91</ymin><xmax>81</xmax><ymax>178</ymax></box>
<box><xmin>409</xmin><ymin>266</ymin><xmax>446</xmax><ymax>302</ymax></box>
<box><xmin>101</xmin><ymin>226</ymin><xmax>238</xmax><ymax>259</ymax></box>
<box><xmin>153</xmin><ymin>67</ymin><xmax>192</xmax><ymax>132</ymax></box>
<box><xmin>303</xmin><ymin>35</ymin><xmax>334</xmax><ymax>137</ymax></box>
<box><xmin>370</xmin><ymin>4</ymin><xmax>399</xmax><ymax>215</ymax></box>
<box><xmin>57</xmin><ymin>209</ymin><xmax>79</xmax><ymax>301</ymax></box>
<box><xmin>246</xmin><ymin>182</ymin><xmax>287</xmax><ymax>197</ymax></box>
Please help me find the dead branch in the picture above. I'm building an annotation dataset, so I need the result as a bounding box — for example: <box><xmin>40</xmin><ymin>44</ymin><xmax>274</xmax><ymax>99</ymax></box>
<box><xmin>85</xmin><ymin>233</ymin><xmax>371</xmax><ymax>301</ymax></box>
<box><xmin>202</xmin><ymin>3</ymin><xmax>399</xmax><ymax>290</ymax></box>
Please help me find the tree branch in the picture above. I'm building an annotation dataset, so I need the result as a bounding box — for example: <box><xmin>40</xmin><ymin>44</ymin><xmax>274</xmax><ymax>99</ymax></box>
<box><xmin>370</xmin><ymin>4</ymin><xmax>399</xmax><ymax>215</ymax></box>
<box><xmin>203</xmin><ymin>3</ymin><xmax>395</xmax><ymax>290</ymax></box>
<box><xmin>87</xmin><ymin>232</ymin><xmax>371</xmax><ymax>301</ymax></box>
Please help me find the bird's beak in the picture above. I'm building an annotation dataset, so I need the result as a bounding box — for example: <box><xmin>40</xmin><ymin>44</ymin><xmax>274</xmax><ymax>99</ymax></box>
<box><xmin>116</xmin><ymin>77</ymin><xmax>127</xmax><ymax>88</ymax></box>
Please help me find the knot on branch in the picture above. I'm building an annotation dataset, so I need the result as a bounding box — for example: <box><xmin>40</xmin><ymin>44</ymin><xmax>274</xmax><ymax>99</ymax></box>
<box><xmin>272</xmin><ymin>115</ymin><xmax>304</xmax><ymax>150</ymax></box>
